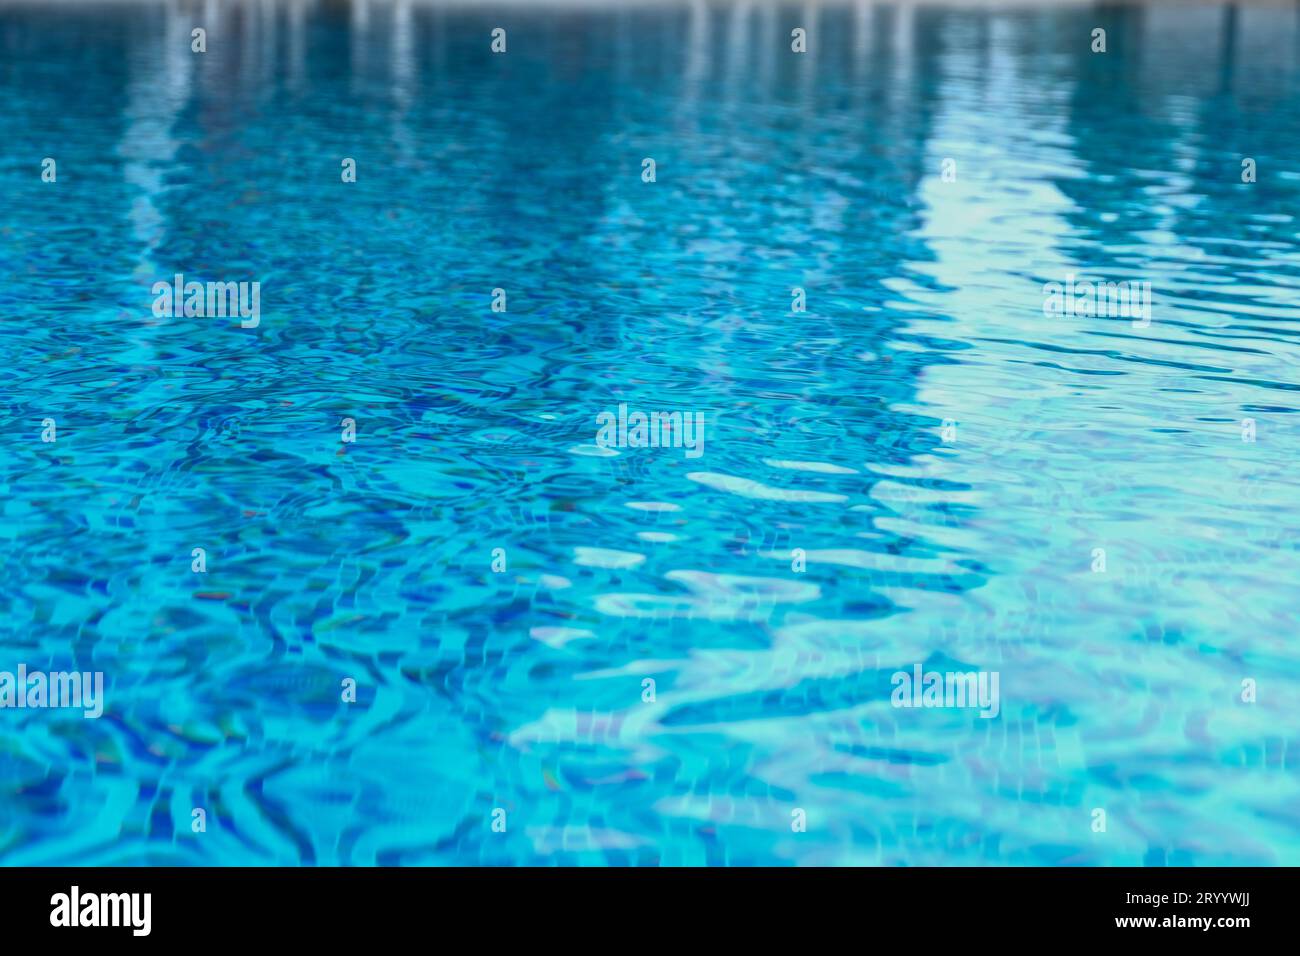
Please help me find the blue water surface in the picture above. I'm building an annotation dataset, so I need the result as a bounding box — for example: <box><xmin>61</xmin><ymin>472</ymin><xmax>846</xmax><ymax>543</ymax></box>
<box><xmin>1</xmin><ymin>0</ymin><xmax>1299</xmax><ymax>865</ymax></box>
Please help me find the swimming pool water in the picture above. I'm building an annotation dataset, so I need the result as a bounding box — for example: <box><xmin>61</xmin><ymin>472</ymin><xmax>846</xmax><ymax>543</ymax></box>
<box><xmin>1</xmin><ymin>0</ymin><xmax>1298</xmax><ymax>866</ymax></box>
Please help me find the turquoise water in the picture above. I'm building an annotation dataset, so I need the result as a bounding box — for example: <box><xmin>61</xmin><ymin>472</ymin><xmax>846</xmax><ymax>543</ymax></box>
<box><xmin>1</xmin><ymin>0</ymin><xmax>1298</xmax><ymax>866</ymax></box>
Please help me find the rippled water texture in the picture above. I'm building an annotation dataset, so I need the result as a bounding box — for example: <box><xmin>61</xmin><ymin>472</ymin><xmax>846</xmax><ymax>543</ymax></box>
<box><xmin>1</xmin><ymin>0</ymin><xmax>1298</xmax><ymax>865</ymax></box>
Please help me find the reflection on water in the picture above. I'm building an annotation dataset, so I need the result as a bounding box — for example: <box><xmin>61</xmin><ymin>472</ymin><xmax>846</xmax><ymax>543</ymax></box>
<box><xmin>0</xmin><ymin>0</ymin><xmax>1298</xmax><ymax>865</ymax></box>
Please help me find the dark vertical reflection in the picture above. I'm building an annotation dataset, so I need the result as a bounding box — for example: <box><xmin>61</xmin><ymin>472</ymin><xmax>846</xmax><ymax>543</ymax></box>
<box><xmin>1221</xmin><ymin>1</ymin><xmax>1238</xmax><ymax>95</ymax></box>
